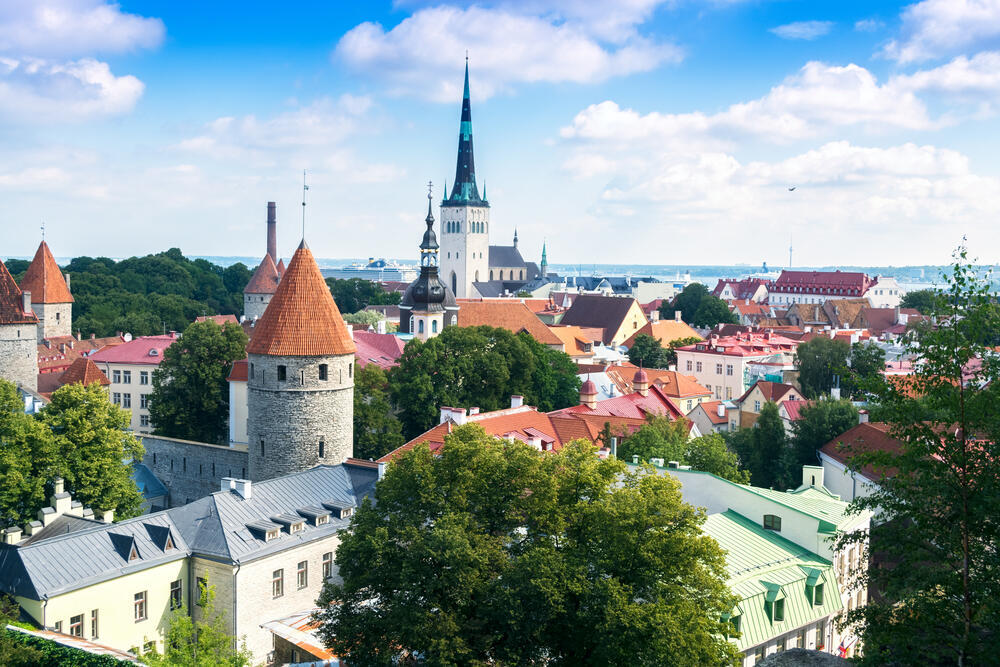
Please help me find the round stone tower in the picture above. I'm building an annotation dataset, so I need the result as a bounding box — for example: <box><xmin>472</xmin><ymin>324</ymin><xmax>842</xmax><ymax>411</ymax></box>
<box><xmin>245</xmin><ymin>240</ymin><xmax>356</xmax><ymax>481</ymax></box>
<box><xmin>0</xmin><ymin>260</ymin><xmax>39</xmax><ymax>392</ymax></box>
<box><xmin>20</xmin><ymin>241</ymin><xmax>73</xmax><ymax>342</ymax></box>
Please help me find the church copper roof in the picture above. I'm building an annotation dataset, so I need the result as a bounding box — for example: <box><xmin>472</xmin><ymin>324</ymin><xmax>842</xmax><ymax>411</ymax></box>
<box><xmin>246</xmin><ymin>243</ymin><xmax>355</xmax><ymax>357</ymax></box>
<box><xmin>20</xmin><ymin>241</ymin><xmax>73</xmax><ymax>304</ymax></box>
<box><xmin>0</xmin><ymin>260</ymin><xmax>38</xmax><ymax>325</ymax></box>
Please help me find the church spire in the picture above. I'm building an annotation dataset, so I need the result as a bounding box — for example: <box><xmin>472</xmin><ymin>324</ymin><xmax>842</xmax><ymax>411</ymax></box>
<box><xmin>541</xmin><ymin>241</ymin><xmax>548</xmax><ymax>277</ymax></box>
<box><xmin>444</xmin><ymin>58</ymin><xmax>484</xmax><ymax>206</ymax></box>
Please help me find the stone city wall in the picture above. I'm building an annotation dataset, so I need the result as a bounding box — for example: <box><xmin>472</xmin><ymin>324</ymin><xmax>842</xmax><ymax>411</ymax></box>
<box><xmin>141</xmin><ymin>435</ymin><xmax>249</xmax><ymax>506</ymax></box>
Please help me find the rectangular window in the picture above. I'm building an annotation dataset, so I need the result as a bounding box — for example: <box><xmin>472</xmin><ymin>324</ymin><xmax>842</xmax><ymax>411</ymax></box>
<box><xmin>260</xmin><ymin>439</ymin><xmax>265</xmax><ymax>457</ymax></box>
<box><xmin>776</xmin><ymin>637</ymin><xmax>785</xmax><ymax>652</ymax></box>
<box><xmin>140</xmin><ymin>371</ymin><xmax>149</xmax><ymax>385</ymax></box>
<box><xmin>277</xmin><ymin>365</ymin><xmax>286</xmax><ymax>381</ymax></box>
<box><xmin>123</xmin><ymin>370</ymin><xmax>131</xmax><ymax>384</ymax></box>
<box><xmin>297</xmin><ymin>560</ymin><xmax>308</xmax><ymax>589</ymax></box>
<box><xmin>686</xmin><ymin>360</ymin><xmax>692</xmax><ymax>371</ymax></box>
<box><xmin>319</xmin><ymin>364</ymin><xmax>328</xmax><ymax>381</ymax></box>
<box><xmin>814</xmin><ymin>583</ymin><xmax>824</xmax><ymax>606</ymax></box>
<box><xmin>763</xmin><ymin>514</ymin><xmax>782</xmax><ymax>531</ymax></box>
<box><xmin>754</xmin><ymin>400</ymin><xmax>761</xmax><ymax>412</ymax></box>
<box><xmin>716</xmin><ymin>363</ymin><xmax>723</xmax><ymax>374</ymax></box>
<box><xmin>90</xmin><ymin>609</ymin><xmax>99</xmax><ymax>638</ymax></box>
<box><xmin>54</xmin><ymin>621</ymin><xmax>62</xmax><ymax>633</ymax></box>
<box><xmin>140</xmin><ymin>394</ymin><xmax>149</xmax><ymax>409</ymax></box>
<box><xmin>272</xmin><ymin>569</ymin><xmax>284</xmax><ymax>598</ymax></box>
<box><xmin>134</xmin><ymin>591</ymin><xmax>147</xmax><ymax>621</ymax></box>
<box><xmin>143</xmin><ymin>641</ymin><xmax>156</xmax><ymax>655</ymax></box>
<box><xmin>113</xmin><ymin>370</ymin><xmax>121</xmax><ymax>383</ymax></box>
<box><xmin>122</xmin><ymin>393</ymin><xmax>132</xmax><ymax>408</ymax></box>
<box><xmin>726</xmin><ymin>364</ymin><xmax>734</xmax><ymax>376</ymax></box>
<box><xmin>322</xmin><ymin>552</ymin><xmax>333</xmax><ymax>580</ymax></box>
<box><xmin>140</xmin><ymin>414</ymin><xmax>150</xmax><ymax>427</ymax></box>
<box><xmin>170</xmin><ymin>580</ymin><xmax>182</xmax><ymax>610</ymax></box>
<box><xmin>70</xmin><ymin>614</ymin><xmax>83</xmax><ymax>637</ymax></box>
<box><xmin>774</xmin><ymin>598</ymin><xmax>785</xmax><ymax>622</ymax></box>
<box><xmin>725</xmin><ymin>387</ymin><xmax>733</xmax><ymax>400</ymax></box>
<box><xmin>798</xmin><ymin>628</ymin><xmax>806</xmax><ymax>648</ymax></box>
<box><xmin>112</xmin><ymin>392</ymin><xmax>121</xmax><ymax>405</ymax></box>
<box><xmin>754</xmin><ymin>646</ymin><xmax>765</xmax><ymax>663</ymax></box>
<box><xmin>696</xmin><ymin>362</ymin><xmax>702</xmax><ymax>372</ymax></box>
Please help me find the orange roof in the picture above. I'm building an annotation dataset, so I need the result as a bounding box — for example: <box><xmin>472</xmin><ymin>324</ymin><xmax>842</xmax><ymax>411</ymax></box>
<box><xmin>37</xmin><ymin>335</ymin><xmax>123</xmax><ymax>373</ymax></box>
<box><xmin>20</xmin><ymin>241</ymin><xmax>73</xmax><ymax>304</ymax></box>
<box><xmin>652</xmin><ymin>370</ymin><xmax>713</xmax><ymax>399</ymax></box>
<box><xmin>622</xmin><ymin>319</ymin><xmax>701</xmax><ymax>348</ymax></box>
<box><xmin>59</xmin><ymin>357</ymin><xmax>110</xmax><ymax>387</ymax></box>
<box><xmin>0</xmin><ymin>260</ymin><xmax>37</xmax><ymax>325</ymax></box>
<box><xmin>547</xmin><ymin>325</ymin><xmax>598</xmax><ymax>357</ymax></box>
<box><xmin>457</xmin><ymin>300</ymin><xmax>563</xmax><ymax>346</ymax></box>
<box><xmin>244</xmin><ymin>254</ymin><xmax>281</xmax><ymax>295</ymax></box>
<box><xmin>195</xmin><ymin>314</ymin><xmax>239</xmax><ymax>325</ymax></box>
<box><xmin>245</xmin><ymin>243</ymin><xmax>356</xmax><ymax>357</ymax></box>
<box><xmin>695</xmin><ymin>400</ymin><xmax>728</xmax><ymax>424</ymax></box>
<box><xmin>227</xmin><ymin>358</ymin><xmax>248</xmax><ymax>382</ymax></box>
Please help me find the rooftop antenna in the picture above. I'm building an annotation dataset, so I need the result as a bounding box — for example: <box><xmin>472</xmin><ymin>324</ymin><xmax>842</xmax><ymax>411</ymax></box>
<box><xmin>301</xmin><ymin>170</ymin><xmax>309</xmax><ymax>240</ymax></box>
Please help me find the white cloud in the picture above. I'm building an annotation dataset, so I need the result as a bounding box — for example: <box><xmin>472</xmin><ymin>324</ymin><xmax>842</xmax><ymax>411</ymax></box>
<box><xmin>854</xmin><ymin>18</ymin><xmax>884</xmax><ymax>32</ymax></box>
<box><xmin>883</xmin><ymin>0</ymin><xmax>1000</xmax><ymax>64</ymax></box>
<box><xmin>335</xmin><ymin>5</ymin><xmax>682</xmax><ymax>101</ymax></box>
<box><xmin>0</xmin><ymin>57</ymin><xmax>143</xmax><ymax>120</ymax></box>
<box><xmin>769</xmin><ymin>20</ymin><xmax>834</xmax><ymax>41</ymax></box>
<box><xmin>0</xmin><ymin>0</ymin><xmax>164</xmax><ymax>58</ymax></box>
<box><xmin>893</xmin><ymin>50</ymin><xmax>1000</xmax><ymax>109</ymax></box>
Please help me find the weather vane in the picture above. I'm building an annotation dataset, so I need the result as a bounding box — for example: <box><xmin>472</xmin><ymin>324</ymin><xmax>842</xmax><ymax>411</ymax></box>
<box><xmin>427</xmin><ymin>180</ymin><xmax>433</xmax><ymax>200</ymax></box>
<box><xmin>301</xmin><ymin>170</ymin><xmax>309</xmax><ymax>240</ymax></box>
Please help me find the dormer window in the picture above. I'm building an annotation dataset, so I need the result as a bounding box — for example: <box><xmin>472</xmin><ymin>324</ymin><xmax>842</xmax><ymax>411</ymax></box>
<box><xmin>290</xmin><ymin>521</ymin><xmax>304</xmax><ymax>534</ymax></box>
<box><xmin>763</xmin><ymin>514</ymin><xmax>781</xmax><ymax>531</ymax></box>
<box><xmin>813</xmin><ymin>583</ymin><xmax>824</xmax><ymax>606</ymax></box>
<box><xmin>128</xmin><ymin>544</ymin><xmax>140</xmax><ymax>561</ymax></box>
<box><xmin>316</xmin><ymin>514</ymin><xmax>329</xmax><ymax>526</ymax></box>
<box><xmin>341</xmin><ymin>507</ymin><xmax>353</xmax><ymax>519</ymax></box>
<box><xmin>266</xmin><ymin>529</ymin><xmax>279</xmax><ymax>541</ymax></box>
<box><xmin>164</xmin><ymin>534</ymin><xmax>175</xmax><ymax>551</ymax></box>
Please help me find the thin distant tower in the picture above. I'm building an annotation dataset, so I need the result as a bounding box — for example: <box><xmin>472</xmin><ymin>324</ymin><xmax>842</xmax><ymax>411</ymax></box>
<box><xmin>789</xmin><ymin>235</ymin><xmax>793</xmax><ymax>269</ymax></box>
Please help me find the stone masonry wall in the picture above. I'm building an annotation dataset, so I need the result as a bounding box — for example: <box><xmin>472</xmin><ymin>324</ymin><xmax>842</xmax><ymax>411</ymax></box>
<box><xmin>243</xmin><ymin>293</ymin><xmax>271</xmax><ymax>321</ymax></box>
<box><xmin>35</xmin><ymin>302</ymin><xmax>72</xmax><ymax>342</ymax></box>
<box><xmin>247</xmin><ymin>352</ymin><xmax>354</xmax><ymax>481</ymax></box>
<box><xmin>0</xmin><ymin>323</ymin><xmax>39</xmax><ymax>392</ymax></box>
<box><xmin>141</xmin><ymin>435</ymin><xmax>249</xmax><ymax>506</ymax></box>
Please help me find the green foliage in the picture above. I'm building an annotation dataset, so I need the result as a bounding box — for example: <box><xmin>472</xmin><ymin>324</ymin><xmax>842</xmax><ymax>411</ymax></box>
<box><xmin>39</xmin><ymin>382</ymin><xmax>145</xmax><ymax>519</ymax></box>
<box><xmin>343</xmin><ymin>310</ymin><xmax>383</xmax><ymax>326</ymax></box>
<box><xmin>0</xmin><ymin>595</ymin><xmax>43</xmax><ymax>666</ymax></box>
<box><xmin>1</xmin><ymin>630</ymin><xmax>129</xmax><ymax>666</ymax></box>
<box><xmin>5</xmin><ymin>259</ymin><xmax>29</xmax><ymax>280</ymax></box>
<box><xmin>626</xmin><ymin>333</ymin><xmax>666</xmax><ymax>368</ymax></box>
<box><xmin>64</xmin><ymin>250</ymin><xmax>247</xmax><ymax>338</ymax></box>
<box><xmin>692</xmin><ymin>296</ymin><xmax>738</xmax><ymax>328</ymax></box>
<box><xmin>620</xmin><ymin>417</ymin><xmax>749</xmax><ymax>483</ymax></box>
<box><xmin>353</xmin><ymin>364</ymin><xmax>404</xmax><ymax>461</ymax></box>
<box><xmin>144</xmin><ymin>580</ymin><xmax>252</xmax><ymax>667</ymax></box>
<box><xmin>794</xmin><ymin>336</ymin><xmax>850</xmax><ymax>399</ymax></box>
<box><xmin>728</xmin><ymin>402</ymin><xmax>789</xmax><ymax>488</ymax></box>
<box><xmin>325</xmin><ymin>278</ymin><xmax>401</xmax><ymax>314</ymax></box>
<box><xmin>388</xmin><ymin>326</ymin><xmax>580</xmax><ymax>439</ymax></box>
<box><xmin>787</xmin><ymin>398</ymin><xmax>858</xmax><ymax>473</ymax></box>
<box><xmin>661</xmin><ymin>282</ymin><xmax>709</xmax><ymax>323</ymax></box>
<box><xmin>0</xmin><ymin>381</ymin><xmax>55</xmax><ymax>525</ymax></box>
<box><xmin>838</xmin><ymin>249</ymin><xmax>1000</xmax><ymax>665</ymax></box>
<box><xmin>900</xmin><ymin>288</ymin><xmax>940</xmax><ymax>314</ymax></box>
<box><xmin>149</xmin><ymin>320</ymin><xmax>248</xmax><ymax>444</ymax></box>
<box><xmin>845</xmin><ymin>341</ymin><xmax>886</xmax><ymax>398</ymax></box>
<box><xmin>315</xmin><ymin>426</ymin><xmax>739</xmax><ymax>665</ymax></box>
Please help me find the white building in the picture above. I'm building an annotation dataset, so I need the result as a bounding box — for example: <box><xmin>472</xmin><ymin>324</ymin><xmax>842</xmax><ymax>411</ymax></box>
<box><xmin>90</xmin><ymin>334</ymin><xmax>176</xmax><ymax>434</ymax></box>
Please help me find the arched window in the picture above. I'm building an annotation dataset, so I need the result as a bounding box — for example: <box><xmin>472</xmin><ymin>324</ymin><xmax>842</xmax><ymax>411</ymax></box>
<box><xmin>499</xmin><ymin>270</ymin><xmax>504</xmax><ymax>280</ymax></box>
<box><xmin>409</xmin><ymin>316</ymin><xmax>415</xmax><ymax>332</ymax></box>
<box><xmin>431</xmin><ymin>320</ymin><xmax>438</xmax><ymax>333</ymax></box>
<box><xmin>520</xmin><ymin>270</ymin><xmax>524</xmax><ymax>280</ymax></box>
<box><xmin>418</xmin><ymin>320</ymin><xmax>425</xmax><ymax>334</ymax></box>
<box><xmin>490</xmin><ymin>270</ymin><xmax>494</xmax><ymax>280</ymax></box>
<box><xmin>451</xmin><ymin>272</ymin><xmax>457</xmax><ymax>294</ymax></box>
<box><xmin>451</xmin><ymin>315</ymin><xmax>457</xmax><ymax>326</ymax></box>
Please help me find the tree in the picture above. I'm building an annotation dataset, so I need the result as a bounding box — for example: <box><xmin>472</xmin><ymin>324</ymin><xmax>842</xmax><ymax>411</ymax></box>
<box><xmin>144</xmin><ymin>580</ymin><xmax>252</xmax><ymax>667</ymax></box>
<box><xmin>692</xmin><ymin>296</ymin><xmax>738</xmax><ymax>328</ymax></box>
<box><xmin>342</xmin><ymin>310</ymin><xmax>384</xmax><ymax>327</ymax></box>
<box><xmin>619</xmin><ymin>416</ymin><xmax>689</xmax><ymax>464</ymax></box>
<box><xmin>685</xmin><ymin>432</ymin><xmax>752</xmax><ymax>484</ymax></box>
<box><xmin>149</xmin><ymin>320</ymin><xmax>248</xmax><ymax>444</ymax></box>
<box><xmin>326</xmin><ymin>278</ymin><xmax>400</xmax><ymax>314</ymax></box>
<box><xmin>315</xmin><ymin>425</ymin><xmax>739</xmax><ymax>665</ymax></box>
<box><xmin>787</xmin><ymin>398</ymin><xmax>858</xmax><ymax>472</ymax></box>
<box><xmin>728</xmin><ymin>402</ymin><xmax>789</xmax><ymax>488</ymax></box>
<box><xmin>40</xmin><ymin>383</ymin><xmax>145</xmax><ymax>520</ymax></box>
<box><xmin>794</xmin><ymin>335</ymin><xmax>850</xmax><ymax>399</ymax></box>
<box><xmin>900</xmin><ymin>288</ymin><xmax>940</xmax><ymax>314</ymax></box>
<box><xmin>837</xmin><ymin>249</ymin><xmax>1000</xmax><ymax>665</ymax></box>
<box><xmin>388</xmin><ymin>326</ymin><xmax>580</xmax><ymax>438</ymax></box>
<box><xmin>626</xmin><ymin>333</ymin><xmax>666</xmax><ymax>368</ymax></box>
<box><xmin>0</xmin><ymin>595</ymin><xmax>44</xmax><ymax>666</ymax></box>
<box><xmin>661</xmin><ymin>283</ymin><xmax>710</xmax><ymax>323</ymax></box>
<box><xmin>0</xmin><ymin>381</ymin><xmax>55</xmax><ymax>525</ymax></box>
<box><xmin>353</xmin><ymin>364</ymin><xmax>405</xmax><ymax>461</ymax></box>
<box><xmin>845</xmin><ymin>340</ymin><xmax>886</xmax><ymax>398</ymax></box>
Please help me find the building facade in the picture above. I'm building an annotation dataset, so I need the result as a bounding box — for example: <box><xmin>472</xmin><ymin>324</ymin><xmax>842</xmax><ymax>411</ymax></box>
<box><xmin>675</xmin><ymin>332</ymin><xmax>799</xmax><ymax>402</ymax></box>
<box><xmin>90</xmin><ymin>334</ymin><xmax>177</xmax><ymax>434</ymax></box>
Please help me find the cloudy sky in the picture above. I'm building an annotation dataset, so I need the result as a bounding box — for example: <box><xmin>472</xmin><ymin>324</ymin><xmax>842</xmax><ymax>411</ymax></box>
<box><xmin>3</xmin><ymin>0</ymin><xmax>1000</xmax><ymax>267</ymax></box>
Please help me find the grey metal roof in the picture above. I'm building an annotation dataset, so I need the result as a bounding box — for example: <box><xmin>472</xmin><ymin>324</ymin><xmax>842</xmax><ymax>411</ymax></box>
<box><xmin>488</xmin><ymin>245</ymin><xmax>526</xmax><ymax>268</ymax></box>
<box><xmin>0</xmin><ymin>462</ymin><xmax>378</xmax><ymax>600</ymax></box>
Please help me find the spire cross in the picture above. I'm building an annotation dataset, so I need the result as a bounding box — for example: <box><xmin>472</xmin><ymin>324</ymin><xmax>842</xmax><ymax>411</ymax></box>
<box><xmin>427</xmin><ymin>180</ymin><xmax>433</xmax><ymax>200</ymax></box>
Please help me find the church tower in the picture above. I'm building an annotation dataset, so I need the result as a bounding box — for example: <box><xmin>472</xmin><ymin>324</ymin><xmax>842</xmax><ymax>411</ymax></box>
<box><xmin>245</xmin><ymin>240</ymin><xmax>356</xmax><ymax>481</ymax></box>
<box><xmin>399</xmin><ymin>185</ymin><xmax>458</xmax><ymax>339</ymax></box>
<box><xmin>439</xmin><ymin>60</ymin><xmax>489</xmax><ymax>299</ymax></box>
<box><xmin>20</xmin><ymin>241</ymin><xmax>72</xmax><ymax>342</ymax></box>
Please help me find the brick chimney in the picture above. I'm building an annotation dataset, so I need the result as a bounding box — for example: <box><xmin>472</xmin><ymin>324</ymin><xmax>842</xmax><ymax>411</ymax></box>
<box><xmin>267</xmin><ymin>201</ymin><xmax>277</xmax><ymax>263</ymax></box>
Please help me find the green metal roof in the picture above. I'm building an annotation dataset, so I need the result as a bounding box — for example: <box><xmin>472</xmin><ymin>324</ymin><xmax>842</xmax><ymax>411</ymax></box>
<box><xmin>703</xmin><ymin>511</ymin><xmax>843</xmax><ymax>651</ymax></box>
<box><xmin>742</xmin><ymin>485</ymin><xmax>854</xmax><ymax>532</ymax></box>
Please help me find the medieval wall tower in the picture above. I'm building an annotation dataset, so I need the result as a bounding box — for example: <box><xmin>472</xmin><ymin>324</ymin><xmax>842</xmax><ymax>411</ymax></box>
<box><xmin>0</xmin><ymin>260</ymin><xmax>39</xmax><ymax>392</ymax></box>
<box><xmin>245</xmin><ymin>240</ymin><xmax>356</xmax><ymax>481</ymax></box>
<box><xmin>439</xmin><ymin>60</ymin><xmax>490</xmax><ymax>299</ymax></box>
<box><xmin>244</xmin><ymin>202</ymin><xmax>282</xmax><ymax>321</ymax></box>
<box><xmin>20</xmin><ymin>241</ymin><xmax>72</xmax><ymax>342</ymax></box>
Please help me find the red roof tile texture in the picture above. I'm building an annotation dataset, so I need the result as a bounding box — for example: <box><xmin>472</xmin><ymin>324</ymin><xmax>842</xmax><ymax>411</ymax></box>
<box><xmin>819</xmin><ymin>421</ymin><xmax>902</xmax><ymax>480</ymax></box>
<box><xmin>20</xmin><ymin>241</ymin><xmax>73</xmax><ymax>304</ymax></box>
<box><xmin>457</xmin><ymin>300</ymin><xmax>563</xmax><ymax>346</ymax></box>
<box><xmin>353</xmin><ymin>331</ymin><xmax>407</xmax><ymax>370</ymax></box>
<box><xmin>244</xmin><ymin>254</ymin><xmax>281</xmax><ymax>294</ymax></box>
<box><xmin>60</xmin><ymin>357</ymin><xmax>110</xmax><ymax>386</ymax></box>
<box><xmin>0</xmin><ymin>260</ymin><xmax>38</xmax><ymax>325</ymax></box>
<box><xmin>246</xmin><ymin>244</ymin><xmax>356</xmax><ymax>357</ymax></box>
<box><xmin>90</xmin><ymin>334</ymin><xmax>178</xmax><ymax>365</ymax></box>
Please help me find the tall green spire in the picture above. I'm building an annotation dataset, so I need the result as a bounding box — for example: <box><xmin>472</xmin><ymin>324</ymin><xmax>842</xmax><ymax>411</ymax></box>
<box><xmin>540</xmin><ymin>241</ymin><xmax>548</xmax><ymax>276</ymax></box>
<box><xmin>443</xmin><ymin>58</ymin><xmax>486</xmax><ymax>207</ymax></box>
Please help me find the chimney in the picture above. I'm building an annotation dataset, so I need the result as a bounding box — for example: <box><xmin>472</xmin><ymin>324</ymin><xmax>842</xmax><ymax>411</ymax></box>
<box><xmin>440</xmin><ymin>406</ymin><xmax>453</xmax><ymax>424</ymax></box>
<box><xmin>90</xmin><ymin>333</ymin><xmax>96</xmax><ymax>340</ymax></box>
<box><xmin>674</xmin><ymin>310</ymin><xmax>682</xmax><ymax>322</ymax></box>
<box><xmin>830</xmin><ymin>387</ymin><xmax>841</xmax><ymax>400</ymax></box>
<box><xmin>96</xmin><ymin>509</ymin><xmax>114</xmax><ymax>524</ymax></box>
<box><xmin>468</xmin><ymin>407</ymin><xmax>480</xmax><ymax>416</ymax></box>
<box><xmin>802</xmin><ymin>465</ymin><xmax>824</xmax><ymax>489</ymax></box>
<box><xmin>50</xmin><ymin>478</ymin><xmax>70</xmax><ymax>515</ymax></box>
<box><xmin>220</xmin><ymin>477</ymin><xmax>236</xmax><ymax>493</ymax></box>
<box><xmin>377</xmin><ymin>319</ymin><xmax>386</xmax><ymax>335</ymax></box>
<box><xmin>233</xmin><ymin>479</ymin><xmax>252</xmax><ymax>500</ymax></box>
<box><xmin>64</xmin><ymin>273</ymin><xmax>71</xmax><ymax>292</ymax></box>
<box><xmin>3</xmin><ymin>527</ymin><xmax>22</xmax><ymax>545</ymax></box>
<box><xmin>377</xmin><ymin>461</ymin><xmax>387</xmax><ymax>480</ymax></box>
<box><xmin>451</xmin><ymin>408</ymin><xmax>468</xmax><ymax>426</ymax></box>
<box><xmin>717</xmin><ymin>403</ymin><xmax>726</xmax><ymax>418</ymax></box>
<box><xmin>22</xmin><ymin>290</ymin><xmax>31</xmax><ymax>315</ymax></box>
<box><xmin>23</xmin><ymin>520</ymin><xmax>42</xmax><ymax>536</ymax></box>
<box><xmin>858</xmin><ymin>410</ymin><xmax>869</xmax><ymax>424</ymax></box>
<box><xmin>266</xmin><ymin>201</ymin><xmax>277</xmax><ymax>263</ymax></box>
<box><xmin>651</xmin><ymin>457</ymin><xmax>665</xmax><ymax>467</ymax></box>
<box><xmin>510</xmin><ymin>395</ymin><xmax>524</xmax><ymax>408</ymax></box>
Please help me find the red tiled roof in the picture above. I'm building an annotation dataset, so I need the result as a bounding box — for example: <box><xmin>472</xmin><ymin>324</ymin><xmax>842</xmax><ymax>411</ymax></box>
<box><xmin>554</xmin><ymin>384</ymin><xmax>684</xmax><ymax>420</ymax></box>
<box><xmin>227</xmin><ymin>358</ymin><xmax>248</xmax><ymax>382</ymax></box>
<box><xmin>37</xmin><ymin>335</ymin><xmax>123</xmax><ymax>373</ymax></box>
<box><xmin>195</xmin><ymin>314</ymin><xmax>239</xmax><ymax>325</ymax></box>
<box><xmin>244</xmin><ymin>254</ymin><xmax>281</xmax><ymax>294</ymax></box>
<box><xmin>20</xmin><ymin>241</ymin><xmax>73</xmax><ymax>304</ymax></box>
<box><xmin>0</xmin><ymin>260</ymin><xmax>38</xmax><ymax>325</ymax></box>
<box><xmin>695</xmin><ymin>400</ymin><xmax>728</xmax><ymax>425</ymax></box>
<box><xmin>457</xmin><ymin>300</ymin><xmax>563</xmax><ymax>346</ymax></box>
<box><xmin>89</xmin><ymin>334</ymin><xmax>178</xmax><ymax>365</ymax></box>
<box><xmin>353</xmin><ymin>331</ymin><xmax>407</xmax><ymax>370</ymax></box>
<box><xmin>780</xmin><ymin>399</ymin><xmax>813</xmax><ymax>421</ymax></box>
<box><xmin>276</xmin><ymin>258</ymin><xmax>286</xmax><ymax>276</ymax></box>
<box><xmin>246</xmin><ymin>244</ymin><xmax>356</xmax><ymax>357</ymax></box>
<box><xmin>773</xmin><ymin>270</ymin><xmax>872</xmax><ymax>296</ymax></box>
<box><xmin>622</xmin><ymin>319</ymin><xmax>701</xmax><ymax>349</ymax></box>
<box><xmin>736</xmin><ymin>380</ymin><xmax>800</xmax><ymax>405</ymax></box>
<box><xmin>819</xmin><ymin>421</ymin><xmax>902</xmax><ymax>481</ymax></box>
<box><xmin>60</xmin><ymin>357</ymin><xmax>110</xmax><ymax>387</ymax></box>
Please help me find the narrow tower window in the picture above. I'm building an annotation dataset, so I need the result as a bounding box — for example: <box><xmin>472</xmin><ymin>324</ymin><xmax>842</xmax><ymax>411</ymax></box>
<box><xmin>319</xmin><ymin>440</ymin><xmax>325</xmax><ymax>458</ymax></box>
<box><xmin>260</xmin><ymin>439</ymin><xmax>265</xmax><ymax>457</ymax></box>
<box><xmin>277</xmin><ymin>365</ymin><xmax>286</xmax><ymax>381</ymax></box>
<box><xmin>319</xmin><ymin>364</ymin><xmax>328</xmax><ymax>380</ymax></box>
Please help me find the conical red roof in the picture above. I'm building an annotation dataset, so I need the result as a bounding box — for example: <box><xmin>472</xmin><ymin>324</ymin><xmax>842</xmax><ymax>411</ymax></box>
<box><xmin>0</xmin><ymin>260</ymin><xmax>37</xmax><ymax>325</ymax></box>
<box><xmin>276</xmin><ymin>258</ymin><xmax>286</xmax><ymax>276</ymax></box>
<box><xmin>245</xmin><ymin>254</ymin><xmax>281</xmax><ymax>294</ymax></box>
<box><xmin>246</xmin><ymin>243</ymin><xmax>355</xmax><ymax>356</ymax></box>
<box><xmin>60</xmin><ymin>357</ymin><xmax>110</xmax><ymax>387</ymax></box>
<box><xmin>20</xmin><ymin>241</ymin><xmax>73</xmax><ymax>304</ymax></box>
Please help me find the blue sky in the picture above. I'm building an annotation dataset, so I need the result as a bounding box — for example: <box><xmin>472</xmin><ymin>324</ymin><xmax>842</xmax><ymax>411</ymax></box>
<box><xmin>3</xmin><ymin>0</ymin><xmax>1000</xmax><ymax>267</ymax></box>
